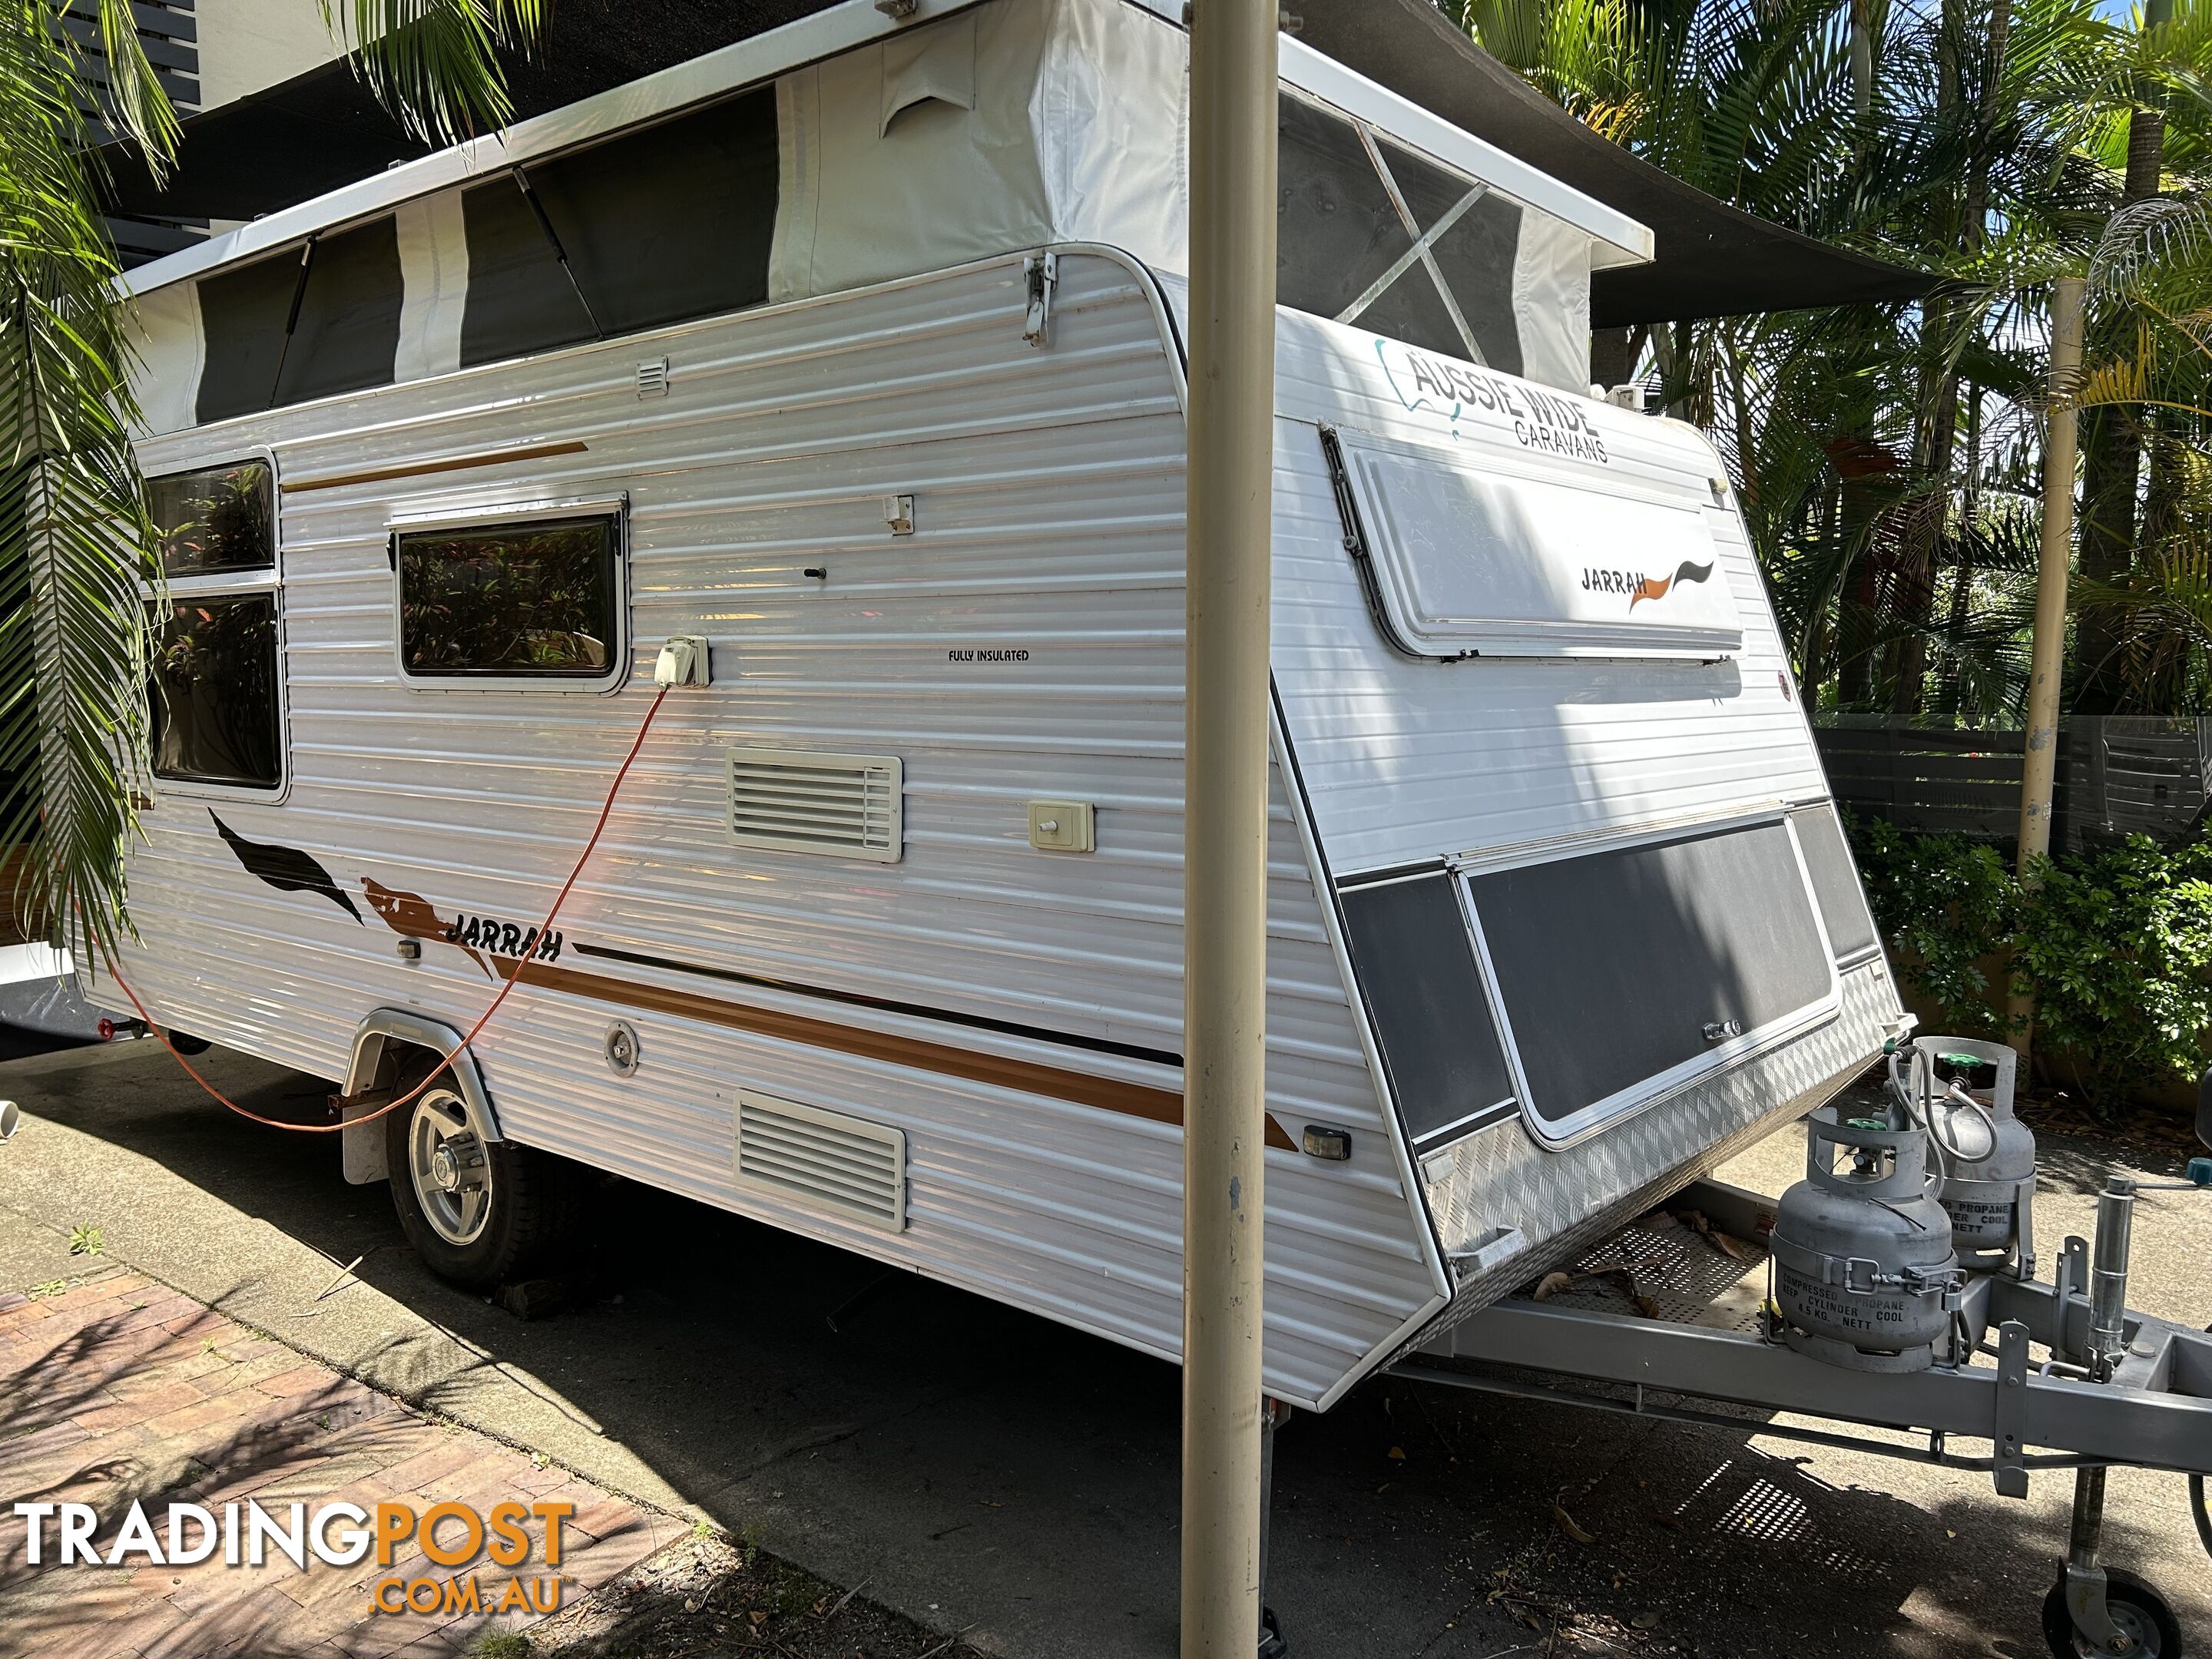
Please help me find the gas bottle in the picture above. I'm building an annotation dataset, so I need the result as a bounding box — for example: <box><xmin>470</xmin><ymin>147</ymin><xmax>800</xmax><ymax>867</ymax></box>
<box><xmin>1770</xmin><ymin>1105</ymin><xmax>1962</xmax><ymax>1372</ymax></box>
<box><xmin>1911</xmin><ymin>1036</ymin><xmax>2037</xmax><ymax>1275</ymax></box>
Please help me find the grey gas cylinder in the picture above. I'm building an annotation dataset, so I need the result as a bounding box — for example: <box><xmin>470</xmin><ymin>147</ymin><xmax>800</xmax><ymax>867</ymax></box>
<box><xmin>1770</xmin><ymin>1106</ymin><xmax>1963</xmax><ymax>1372</ymax></box>
<box><xmin>1911</xmin><ymin>1036</ymin><xmax>2038</xmax><ymax>1275</ymax></box>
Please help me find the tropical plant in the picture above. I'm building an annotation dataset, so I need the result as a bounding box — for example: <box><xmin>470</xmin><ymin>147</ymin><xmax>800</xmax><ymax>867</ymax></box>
<box><xmin>1852</xmin><ymin>813</ymin><xmax>2212</xmax><ymax>1106</ymax></box>
<box><xmin>0</xmin><ymin>1</ymin><xmax>542</xmax><ymax>957</ymax></box>
<box><xmin>1453</xmin><ymin>0</ymin><xmax>2212</xmax><ymax>727</ymax></box>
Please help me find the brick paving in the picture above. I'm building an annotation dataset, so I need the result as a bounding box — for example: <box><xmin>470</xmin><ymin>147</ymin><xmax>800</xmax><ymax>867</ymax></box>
<box><xmin>0</xmin><ymin>1270</ymin><xmax>686</xmax><ymax>1657</ymax></box>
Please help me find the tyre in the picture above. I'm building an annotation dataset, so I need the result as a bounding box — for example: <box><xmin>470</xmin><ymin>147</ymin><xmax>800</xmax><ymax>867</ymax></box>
<box><xmin>383</xmin><ymin>1059</ymin><xmax>580</xmax><ymax>1290</ymax></box>
<box><xmin>162</xmin><ymin>1028</ymin><xmax>213</xmax><ymax>1056</ymax></box>
<box><xmin>2042</xmin><ymin>1568</ymin><xmax>2184</xmax><ymax>1658</ymax></box>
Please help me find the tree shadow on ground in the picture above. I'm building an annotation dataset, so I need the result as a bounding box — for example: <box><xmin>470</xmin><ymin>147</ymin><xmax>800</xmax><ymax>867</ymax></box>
<box><xmin>3</xmin><ymin>1045</ymin><xmax>2196</xmax><ymax>1659</ymax></box>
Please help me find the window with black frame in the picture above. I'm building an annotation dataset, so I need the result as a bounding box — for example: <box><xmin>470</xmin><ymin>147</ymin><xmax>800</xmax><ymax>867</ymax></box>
<box><xmin>395</xmin><ymin>512</ymin><xmax>621</xmax><ymax>684</ymax></box>
<box><xmin>147</xmin><ymin>461</ymin><xmax>284</xmax><ymax>791</ymax></box>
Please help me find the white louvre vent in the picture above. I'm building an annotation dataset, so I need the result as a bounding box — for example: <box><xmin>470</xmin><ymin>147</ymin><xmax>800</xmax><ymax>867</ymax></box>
<box><xmin>636</xmin><ymin>357</ymin><xmax>670</xmax><ymax>398</ymax></box>
<box><xmin>727</xmin><ymin>747</ymin><xmax>902</xmax><ymax>862</ymax></box>
<box><xmin>734</xmin><ymin>1091</ymin><xmax>907</xmax><ymax>1230</ymax></box>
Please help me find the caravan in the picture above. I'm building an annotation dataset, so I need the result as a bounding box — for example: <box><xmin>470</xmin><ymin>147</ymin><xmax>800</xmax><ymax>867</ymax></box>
<box><xmin>89</xmin><ymin>0</ymin><xmax>1899</xmax><ymax>1412</ymax></box>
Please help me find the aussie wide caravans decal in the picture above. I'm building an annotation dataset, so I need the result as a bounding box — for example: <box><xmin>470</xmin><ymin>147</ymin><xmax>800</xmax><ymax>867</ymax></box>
<box><xmin>1373</xmin><ymin>341</ymin><xmax>1610</xmax><ymax>464</ymax></box>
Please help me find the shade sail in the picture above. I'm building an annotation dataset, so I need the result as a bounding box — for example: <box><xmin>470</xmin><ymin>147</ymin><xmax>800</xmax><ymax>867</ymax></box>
<box><xmin>1293</xmin><ymin>0</ymin><xmax>1935</xmax><ymax>325</ymax></box>
<box><xmin>100</xmin><ymin>0</ymin><xmax>1932</xmax><ymax>326</ymax></box>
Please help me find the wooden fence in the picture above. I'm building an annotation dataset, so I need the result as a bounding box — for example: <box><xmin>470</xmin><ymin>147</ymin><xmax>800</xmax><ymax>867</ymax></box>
<box><xmin>1813</xmin><ymin>718</ymin><xmax>2212</xmax><ymax>851</ymax></box>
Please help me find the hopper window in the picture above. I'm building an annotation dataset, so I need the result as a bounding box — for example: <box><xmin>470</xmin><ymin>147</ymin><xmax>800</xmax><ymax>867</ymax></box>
<box><xmin>194</xmin><ymin>217</ymin><xmax>404</xmax><ymax>423</ymax></box>
<box><xmin>458</xmin><ymin>88</ymin><xmax>779</xmax><ymax>367</ymax></box>
<box><xmin>148</xmin><ymin>461</ymin><xmax>273</xmax><ymax>578</ymax></box>
<box><xmin>396</xmin><ymin>512</ymin><xmax>623</xmax><ymax>685</ymax></box>
<box><xmin>1464</xmin><ymin>819</ymin><xmax>1837</xmax><ymax>1144</ymax></box>
<box><xmin>146</xmin><ymin>460</ymin><xmax>284</xmax><ymax>792</ymax></box>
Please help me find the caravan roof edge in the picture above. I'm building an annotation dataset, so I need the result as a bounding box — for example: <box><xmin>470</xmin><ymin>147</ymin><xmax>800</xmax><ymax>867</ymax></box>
<box><xmin>118</xmin><ymin>0</ymin><xmax>1653</xmax><ymax>299</ymax></box>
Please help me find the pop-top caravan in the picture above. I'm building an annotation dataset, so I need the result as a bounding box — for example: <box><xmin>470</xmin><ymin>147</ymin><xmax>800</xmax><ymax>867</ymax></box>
<box><xmin>86</xmin><ymin>0</ymin><xmax>1900</xmax><ymax>1412</ymax></box>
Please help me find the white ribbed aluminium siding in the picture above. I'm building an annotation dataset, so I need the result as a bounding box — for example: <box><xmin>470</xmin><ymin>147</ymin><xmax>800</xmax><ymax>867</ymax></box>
<box><xmin>104</xmin><ymin>250</ymin><xmax>1442</xmax><ymax>1409</ymax></box>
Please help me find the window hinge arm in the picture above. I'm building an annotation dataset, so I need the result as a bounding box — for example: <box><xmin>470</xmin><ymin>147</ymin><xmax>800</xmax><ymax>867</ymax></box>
<box><xmin>513</xmin><ymin>165</ymin><xmax>605</xmax><ymax>340</ymax></box>
<box><xmin>265</xmin><ymin>233</ymin><xmax>319</xmax><ymax>410</ymax></box>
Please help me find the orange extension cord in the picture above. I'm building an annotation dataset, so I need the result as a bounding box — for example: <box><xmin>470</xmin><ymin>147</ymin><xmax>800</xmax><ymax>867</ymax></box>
<box><xmin>91</xmin><ymin>683</ymin><xmax>674</xmax><ymax>1134</ymax></box>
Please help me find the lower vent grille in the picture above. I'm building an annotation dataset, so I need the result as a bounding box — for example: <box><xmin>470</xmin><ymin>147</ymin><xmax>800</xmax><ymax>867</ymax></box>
<box><xmin>734</xmin><ymin>1091</ymin><xmax>907</xmax><ymax>1230</ymax></box>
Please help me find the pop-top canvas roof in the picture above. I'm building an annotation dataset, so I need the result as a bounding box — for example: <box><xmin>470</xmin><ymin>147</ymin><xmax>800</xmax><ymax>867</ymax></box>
<box><xmin>124</xmin><ymin>0</ymin><xmax>1654</xmax><ymax>429</ymax></box>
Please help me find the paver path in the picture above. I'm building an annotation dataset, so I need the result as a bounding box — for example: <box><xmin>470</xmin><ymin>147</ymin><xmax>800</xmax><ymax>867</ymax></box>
<box><xmin>0</xmin><ymin>1268</ymin><xmax>684</xmax><ymax>1657</ymax></box>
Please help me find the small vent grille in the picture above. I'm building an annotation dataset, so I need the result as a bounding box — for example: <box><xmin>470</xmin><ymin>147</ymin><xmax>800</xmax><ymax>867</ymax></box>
<box><xmin>735</xmin><ymin>1092</ymin><xmax>907</xmax><ymax>1230</ymax></box>
<box><xmin>636</xmin><ymin>357</ymin><xmax>670</xmax><ymax>398</ymax></box>
<box><xmin>727</xmin><ymin>747</ymin><xmax>902</xmax><ymax>862</ymax></box>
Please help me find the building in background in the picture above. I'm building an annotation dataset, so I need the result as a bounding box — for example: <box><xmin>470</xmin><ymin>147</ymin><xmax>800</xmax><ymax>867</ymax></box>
<box><xmin>83</xmin><ymin>0</ymin><xmax>345</xmax><ymax>265</ymax></box>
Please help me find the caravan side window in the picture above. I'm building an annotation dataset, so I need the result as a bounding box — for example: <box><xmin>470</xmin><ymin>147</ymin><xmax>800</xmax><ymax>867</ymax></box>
<box><xmin>394</xmin><ymin>511</ymin><xmax>624</xmax><ymax>688</ymax></box>
<box><xmin>147</xmin><ymin>461</ymin><xmax>285</xmax><ymax>792</ymax></box>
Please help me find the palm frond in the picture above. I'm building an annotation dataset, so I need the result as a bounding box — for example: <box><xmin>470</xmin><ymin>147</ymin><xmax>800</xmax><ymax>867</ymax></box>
<box><xmin>0</xmin><ymin>0</ymin><xmax>175</xmax><ymax>955</ymax></box>
<box><xmin>322</xmin><ymin>0</ymin><xmax>546</xmax><ymax>144</ymax></box>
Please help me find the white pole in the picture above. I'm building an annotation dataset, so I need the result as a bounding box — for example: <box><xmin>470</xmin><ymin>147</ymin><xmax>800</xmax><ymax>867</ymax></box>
<box><xmin>1181</xmin><ymin>0</ymin><xmax>1278</xmax><ymax>1650</ymax></box>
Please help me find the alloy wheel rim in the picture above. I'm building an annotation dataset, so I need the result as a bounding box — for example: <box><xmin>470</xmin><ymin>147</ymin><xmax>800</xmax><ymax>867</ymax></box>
<box><xmin>407</xmin><ymin>1089</ymin><xmax>490</xmax><ymax>1247</ymax></box>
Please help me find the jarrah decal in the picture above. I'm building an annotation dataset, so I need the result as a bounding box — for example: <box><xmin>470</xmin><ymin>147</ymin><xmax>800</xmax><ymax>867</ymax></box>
<box><xmin>1581</xmin><ymin>559</ymin><xmax>1717</xmax><ymax>610</ymax></box>
<box><xmin>361</xmin><ymin>880</ymin><xmax>561</xmax><ymax>975</ymax></box>
<box><xmin>445</xmin><ymin>912</ymin><xmax>564</xmax><ymax>964</ymax></box>
<box><xmin>1377</xmin><ymin>343</ymin><xmax>1611</xmax><ymax>465</ymax></box>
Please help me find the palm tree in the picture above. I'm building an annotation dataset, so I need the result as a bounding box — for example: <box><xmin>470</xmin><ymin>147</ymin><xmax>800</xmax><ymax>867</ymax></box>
<box><xmin>0</xmin><ymin>0</ymin><xmax>543</xmax><ymax>959</ymax></box>
<box><xmin>1454</xmin><ymin>0</ymin><xmax>2209</xmax><ymax>727</ymax></box>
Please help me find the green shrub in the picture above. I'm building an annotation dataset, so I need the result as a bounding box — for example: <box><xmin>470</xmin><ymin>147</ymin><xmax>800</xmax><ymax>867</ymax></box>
<box><xmin>2010</xmin><ymin>836</ymin><xmax>2212</xmax><ymax>1101</ymax></box>
<box><xmin>1850</xmin><ymin>815</ymin><xmax>2016</xmax><ymax>1041</ymax></box>
<box><xmin>1845</xmin><ymin>815</ymin><xmax>2212</xmax><ymax>1109</ymax></box>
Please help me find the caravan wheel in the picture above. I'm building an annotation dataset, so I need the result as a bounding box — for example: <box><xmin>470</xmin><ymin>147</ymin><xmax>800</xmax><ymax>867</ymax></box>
<box><xmin>383</xmin><ymin>1075</ymin><xmax>580</xmax><ymax>1290</ymax></box>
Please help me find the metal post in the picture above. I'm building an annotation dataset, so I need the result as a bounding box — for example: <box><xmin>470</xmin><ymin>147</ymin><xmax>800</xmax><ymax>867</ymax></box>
<box><xmin>1181</xmin><ymin>0</ymin><xmax>1279</xmax><ymax>1651</ymax></box>
<box><xmin>2088</xmin><ymin>1177</ymin><xmax>2135</xmax><ymax>1382</ymax></box>
<box><xmin>2012</xmin><ymin>275</ymin><xmax>2084</xmax><ymax>1045</ymax></box>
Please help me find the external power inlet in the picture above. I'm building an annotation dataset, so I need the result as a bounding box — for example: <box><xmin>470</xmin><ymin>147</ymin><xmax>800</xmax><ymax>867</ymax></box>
<box><xmin>654</xmin><ymin>636</ymin><xmax>712</xmax><ymax>687</ymax></box>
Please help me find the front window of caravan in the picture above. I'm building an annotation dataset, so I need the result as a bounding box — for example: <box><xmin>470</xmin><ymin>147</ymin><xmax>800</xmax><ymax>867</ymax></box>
<box><xmin>147</xmin><ymin>461</ymin><xmax>284</xmax><ymax>791</ymax></box>
<box><xmin>1277</xmin><ymin>91</ymin><xmax>1529</xmax><ymax>375</ymax></box>
<box><xmin>396</xmin><ymin>513</ymin><xmax>621</xmax><ymax>684</ymax></box>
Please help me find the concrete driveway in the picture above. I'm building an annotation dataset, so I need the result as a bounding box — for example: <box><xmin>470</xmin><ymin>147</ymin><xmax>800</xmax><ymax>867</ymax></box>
<box><xmin>1</xmin><ymin>1036</ymin><xmax>2207</xmax><ymax>1659</ymax></box>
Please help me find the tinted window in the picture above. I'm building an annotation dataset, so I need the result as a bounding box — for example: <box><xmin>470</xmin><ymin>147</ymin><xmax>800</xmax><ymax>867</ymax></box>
<box><xmin>398</xmin><ymin>515</ymin><xmax>620</xmax><ymax>680</ymax></box>
<box><xmin>152</xmin><ymin>594</ymin><xmax>281</xmax><ymax>788</ymax></box>
<box><xmin>1467</xmin><ymin>821</ymin><xmax>1833</xmax><ymax>1134</ymax></box>
<box><xmin>147</xmin><ymin>461</ymin><xmax>273</xmax><ymax>578</ymax></box>
<box><xmin>1790</xmin><ymin>804</ymin><xmax>1882</xmax><ymax>962</ymax></box>
<box><xmin>196</xmin><ymin>217</ymin><xmax>402</xmax><ymax>422</ymax></box>
<box><xmin>1340</xmin><ymin>874</ymin><xmax>1518</xmax><ymax>1145</ymax></box>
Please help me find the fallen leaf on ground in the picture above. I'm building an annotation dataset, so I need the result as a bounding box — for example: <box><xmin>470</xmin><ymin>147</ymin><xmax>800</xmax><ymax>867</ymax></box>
<box><xmin>1387</xmin><ymin>1445</ymin><xmax>1406</xmax><ymax>1460</ymax></box>
<box><xmin>1631</xmin><ymin>1611</ymin><xmax>1661</xmax><ymax>1630</ymax></box>
<box><xmin>1533</xmin><ymin>1272</ymin><xmax>1575</xmax><ymax>1302</ymax></box>
<box><xmin>1710</xmin><ymin>1232</ymin><xmax>1752</xmax><ymax>1261</ymax></box>
<box><xmin>1552</xmin><ymin>1503</ymin><xmax>1596</xmax><ymax>1545</ymax></box>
